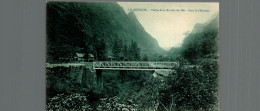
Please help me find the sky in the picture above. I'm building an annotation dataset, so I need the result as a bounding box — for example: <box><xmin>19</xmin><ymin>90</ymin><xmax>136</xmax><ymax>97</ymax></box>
<box><xmin>117</xmin><ymin>2</ymin><xmax>219</xmax><ymax>50</ymax></box>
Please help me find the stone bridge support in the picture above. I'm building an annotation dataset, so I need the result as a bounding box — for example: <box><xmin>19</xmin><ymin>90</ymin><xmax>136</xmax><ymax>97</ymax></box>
<box><xmin>81</xmin><ymin>68</ymin><xmax>103</xmax><ymax>91</ymax></box>
<box><xmin>96</xmin><ymin>70</ymin><xmax>103</xmax><ymax>91</ymax></box>
<box><xmin>81</xmin><ymin>67</ymin><xmax>97</xmax><ymax>89</ymax></box>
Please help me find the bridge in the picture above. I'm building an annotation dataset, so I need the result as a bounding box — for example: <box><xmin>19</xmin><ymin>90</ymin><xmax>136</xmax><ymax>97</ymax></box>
<box><xmin>93</xmin><ymin>61</ymin><xmax>178</xmax><ymax>70</ymax></box>
<box><xmin>46</xmin><ymin>61</ymin><xmax>179</xmax><ymax>70</ymax></box>
<box><xmin>46</xmin><ymin>61</ymin><xmax>179</xmax><ymax>90</ymax></box>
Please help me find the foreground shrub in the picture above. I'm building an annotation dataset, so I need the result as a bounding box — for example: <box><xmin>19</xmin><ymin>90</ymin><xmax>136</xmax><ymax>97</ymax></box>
<box><xmin>46</xmin><ymin>67</ymin><xmax>83</xmax><ymax>98</ymax></box>
<box><xmin>129</xmin><ymin>76</ymin><xmax>167</xmax><ymax>111</ymax></box>
<box><xmin>97</xmin><ymin>96</ymin><xmax>138</xmax><ymax>111</ymax></box>
<box><xmin>46</xmin><ymin>93</ymin><xmax>92</xmax><ymax>111</ymax></box>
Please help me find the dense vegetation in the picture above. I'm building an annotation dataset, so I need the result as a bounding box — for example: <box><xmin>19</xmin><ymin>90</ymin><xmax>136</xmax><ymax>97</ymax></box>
<box><xmin>46</xmin><ymin>2</ymin><xmax>219</xmax><ymax>111</ymax></box>
<box><xmin>159</xmin><ymin>61</ymin><xmax>218</xmax><ymax>110</ymax></box>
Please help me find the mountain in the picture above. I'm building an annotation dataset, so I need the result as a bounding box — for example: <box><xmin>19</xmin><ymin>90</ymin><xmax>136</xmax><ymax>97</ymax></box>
<box><xmin>46</xmin><ymin>2</ymin><xmax>164</xmax><ymax>62</ymax></box>
<box><xmin>167</xmin><ymin>14</ymin><xmax>219</xmax><ymax>63</ymax></box>
<box><xmin>191</xmin><ymin>14</ymin><xmax>219</xmax><ymax>34</ymax></box>
<box><xmin>126</xmin><ymin>12</ymin><xmax>165</xmax><ymax>56</ymax></box>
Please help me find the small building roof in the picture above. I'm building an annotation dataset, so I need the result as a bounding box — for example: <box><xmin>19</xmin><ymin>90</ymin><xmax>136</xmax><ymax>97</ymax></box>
<box><xmin>88</xmin><ymin>54</ymin><xmax>94</xmax><ymax>58</ymax></box>
<box><xmin>76</xmin><ymin>53</ymin><xmax>85</xmax><ymax>58</ymax></box>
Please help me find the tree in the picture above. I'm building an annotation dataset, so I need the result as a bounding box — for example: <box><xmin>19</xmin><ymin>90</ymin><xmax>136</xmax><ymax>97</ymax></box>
<box><xmin>122</xmin><ymin>44</ymin><xmax>129</xmax><ymax>60</ymax></box>
<box><xmin>129</xmin><ymin>40</ymin><xmax>140</xmax><ymax>61</ymax></box>
<box><xmin>142</xmin><ymin>54</ymin><xmax>149</xmax><ymax>61</ymax></box>
<box><xmin>96</xmin><ymin>38</ymin><xmax>107</xmax><ymax>60</ymax></box>
<box><xmin>112</xmin><ymin>39</ymin><xmax>120</xmax><ymax>60</ymax></box>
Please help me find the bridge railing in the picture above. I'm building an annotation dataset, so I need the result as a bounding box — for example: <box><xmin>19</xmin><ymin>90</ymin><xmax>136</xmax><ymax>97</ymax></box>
<box><xmin>93</xmin><ymin>61</ymin><xmax>179</xmax><ymax>70</ymax></box>
<box><xmin>46</xmin><ymin>63</ymin><xmax>85</xmax><ymax>68</ymax></box>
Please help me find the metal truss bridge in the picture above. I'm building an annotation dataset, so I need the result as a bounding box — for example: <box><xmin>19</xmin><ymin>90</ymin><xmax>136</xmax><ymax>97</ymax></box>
<box><xmin>46</xmin><ymin>61</ymin><xmax>179</xmax><ymax>70</ymax></box>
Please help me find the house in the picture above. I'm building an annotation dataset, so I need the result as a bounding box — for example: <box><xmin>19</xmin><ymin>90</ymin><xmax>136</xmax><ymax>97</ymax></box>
<box><xmin>76</xmin><ymin>53</ymin><xmax>85</xmax><ymax>62</ymax></box>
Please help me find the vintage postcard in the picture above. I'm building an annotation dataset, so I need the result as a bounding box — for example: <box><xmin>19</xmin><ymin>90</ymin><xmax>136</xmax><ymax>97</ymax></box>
<box><xmin>46</xmin><ymin>2</ymin><xmax>219</xmax><ymax>111</ymax></box>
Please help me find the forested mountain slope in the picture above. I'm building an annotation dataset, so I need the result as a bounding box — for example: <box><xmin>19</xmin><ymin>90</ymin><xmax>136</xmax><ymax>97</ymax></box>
<box><xmin>47</xmin><ymin>2</ymin><xmax>164</xmax><ymax>62</ymax></box>
<box><xmin>167</xmin><ymin>14</ymin><xmax>219</xmax><ymax>63</ymax></box>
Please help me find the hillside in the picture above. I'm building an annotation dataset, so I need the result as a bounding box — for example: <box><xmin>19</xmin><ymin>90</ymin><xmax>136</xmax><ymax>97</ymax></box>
<box><xmin>167</xmin><ymin>14</ymin><xmax>219</xmax><ymax>63</ymax></box>
<box><xmin>127</xmin><ymin>12</ymin><xmax>165</xmax><ymax>56</ymax></box>
<box><xmin>46</xmin><ymin>2</ymin><xmax>164</xmax><ymax>62</ymax></box>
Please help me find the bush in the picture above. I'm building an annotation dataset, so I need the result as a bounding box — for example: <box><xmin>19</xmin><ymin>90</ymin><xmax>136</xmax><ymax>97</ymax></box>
<box><xmin>159</xmin><ymin>60</ymin><xmax>219</xmax><ymax>110</ymax></box>
<box><xmin>130</xmin><ymin>76</ymin><xmax>167</xmax><ymax>110</ymax></box>
<box><xmin>46</xmin><ymin>93</ymin><xmax>92</xmax><ymax>111</ymax></box>
<box><xmin>97</xmin><ymin>96</ymin><xmax>138</xmax><ymax>111</ymax></box>
<box><xmin>102</xmin><ymin>71</ymin><xmax>121</xmax><ymax>98</ymax></box>
<box><xmin>46</xmin><ymin>67</ymin><xmax>83</xmax><ymax>98</ymax></box>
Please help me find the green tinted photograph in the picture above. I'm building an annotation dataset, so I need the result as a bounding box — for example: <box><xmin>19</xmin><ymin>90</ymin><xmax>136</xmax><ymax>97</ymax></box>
<box><xmin>46</xmin><ymin>2</ymin><xmax>219</xmax><ymax>111</ymax></box>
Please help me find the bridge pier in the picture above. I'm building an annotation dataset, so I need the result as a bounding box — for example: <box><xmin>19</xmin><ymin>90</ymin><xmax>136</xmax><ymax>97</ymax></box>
<box><xmin>81</xmin><ymin>67</ymin><xmax>87</xmax><ymax>87</ymax></box>
<box><xmin>96</xmin><ymin>70</ymin><xmax>103</xmax><ymax>91</ymax></box>
<box><xmin>81</xmin><ymin>67</ymin><xmax>96</xmax><ymax>88</ymax></box>
<box><xmin>81</xmin><ymin>67</ymin><xmax>103</xmax><ymax>90</ymax></box>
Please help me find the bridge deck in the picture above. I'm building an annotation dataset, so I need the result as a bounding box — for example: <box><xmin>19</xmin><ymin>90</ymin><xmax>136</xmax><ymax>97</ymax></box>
<box><xmin>93</xmin><ymin>61</ymin><xmax>178</xmax><ymax>70</ymax></box>
<box><xmin>46</xmin><ymin>61</ymin><xmax>179</xmax><ymax>70</ymax></box>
